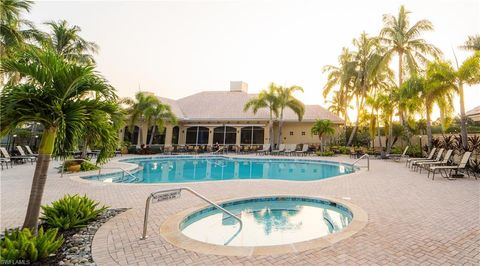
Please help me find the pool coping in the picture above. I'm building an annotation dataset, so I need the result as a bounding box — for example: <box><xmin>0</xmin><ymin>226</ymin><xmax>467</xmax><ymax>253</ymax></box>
<box><xmin>159</xmin><ymin>194</ymin><xmax>368</xmax><ymax>256</ymax></box>
<box><xmin>69</xmin><ymin>154</ymin><xmax>364</xmax><ymax>185</ymax></box>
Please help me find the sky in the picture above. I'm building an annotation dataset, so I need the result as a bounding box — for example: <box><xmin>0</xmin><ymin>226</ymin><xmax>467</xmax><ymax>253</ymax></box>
<box><xmin>28</xmin><ymin>0</ymin><xmax>479</xmax><ymax>119</ymax></box>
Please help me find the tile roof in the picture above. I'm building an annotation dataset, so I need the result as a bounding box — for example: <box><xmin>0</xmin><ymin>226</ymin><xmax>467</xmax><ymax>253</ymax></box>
<box><xmin>156</xmin><ymin>91</ymin><xmax>343</xmax><ymax>123</ymax></box>
<box><xmin>466</xmin><ymin>105</ymin><xmax>480</xmax><ymax>116</ymax></box>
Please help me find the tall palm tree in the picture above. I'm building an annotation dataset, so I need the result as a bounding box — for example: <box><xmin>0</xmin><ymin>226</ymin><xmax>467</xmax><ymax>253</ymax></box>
<box><xmin>144</xmin><ymin>101</ymin><xmax>177</xmax><ymax>146</ymax></box>
<box><xmin>429</xmin><ymin>52</ymin><xmax>480</xmax><ymax>150</ymax></box>
<box><xmin>121</xmin><ymin>92</ymin><xmax>160</xmax><ymax>146</ymax></box>
<box><xmin>243</xmin><ymin>84</ymin><xmax>279</xmax><ymax>149</ymax></box>
<box><xmin>311</xmin><ymin>119</ymin><xmax>336</xmax><ymax>152</ymax></box>
<box><xmin>347</xmin><ymin>32</ymin><xmax>384</xmax><ymax>146</ymax></box>
<box><xmin>0</xmin><ymin>46</ymin><xmax>119</xmax><ymax>232</ymax></box>
<box><xmin>380</xmin><ymin>5</ymin><xmax>442</xmax><ymax>124</ymax></box>
<box><xmin>275</xmin><ymin>84</ymin><xmax>305</xmax><ymax>147</ymax></box>
<box><xmin>327</xmin><ymin>90</ymin><xmax>351</xmax><ymax>125</ymax></box>
<box><xmin>39</xmin><ymin>20</ymin><xmax>99</xmax><ymax>64</ymax></box>
<box><xmin>460</xmin><ymin>35</ymin><xmax>480</xmax><ymax>52</ymax></box>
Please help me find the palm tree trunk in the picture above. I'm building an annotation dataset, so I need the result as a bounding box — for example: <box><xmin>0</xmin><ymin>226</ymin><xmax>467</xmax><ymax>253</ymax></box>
<box><xmin>149</xmin><ymin>125</ymin><xmax>156</xmax><ymax>146</ymax></box>
<box><xmin>458</xmin><ymin>81</ymin><xmax>468</xmax><ymax>150</ymax></box>
<box><xmin>269</xmin><ymin>110</ymin><xmax>274</xmax><ymax>151</ymax></box>
<box><xmin>22</xmin><ymin>127</ymin><xmax>57</xmax><ymax>233</ymax></box>
<box><xmin>347</xmin><ymin>92</ymin><xmax>365</xmax><ymax>146</ymax></box>
<box><xmin>426</xmin><ymin>107</ymin><xmax>433</xmax><ymax>152</ymax></box>
<box><xmin>320</xmin><ymin>136</ymin><xmax>324</xmax><ymax>152</ymax></box>
<box><xmin>277</xmin><ymin>110</ymin><xmax>284</xmax><ymax>148</ymax></box>
<box><xmin>386</xmin><ymin>116</ymin><xmax>393</xmax><ymax>154</ymax></box>
<box><xmin>398</xmin><ymin>51</ymin><xmax>405</xmax><ymax>126</ymax></box>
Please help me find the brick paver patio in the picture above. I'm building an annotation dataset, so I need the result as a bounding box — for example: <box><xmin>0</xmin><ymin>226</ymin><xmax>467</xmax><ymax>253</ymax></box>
<box><xmin>1</xmin><ymin>155</ymin><xmax>479</xmax><ymax>265</ymax></box>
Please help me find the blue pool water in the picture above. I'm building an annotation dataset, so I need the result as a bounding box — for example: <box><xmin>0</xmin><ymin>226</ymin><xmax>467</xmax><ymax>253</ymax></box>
<box><xmin>180</xmin><ymin>196</ymin><xmax>353</xmax><ymax>246</ymax></box>
<box><xmin>82</xmin><ymin>156</ymin><xmax>355</xmax><ymax>183</ymax></box>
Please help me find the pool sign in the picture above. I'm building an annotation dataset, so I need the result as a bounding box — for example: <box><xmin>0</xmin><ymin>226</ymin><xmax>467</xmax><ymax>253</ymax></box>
<box><xmin>151</xmin><ymin>190</ymin><xmax>181</xmax><ymax>203</ymax></box>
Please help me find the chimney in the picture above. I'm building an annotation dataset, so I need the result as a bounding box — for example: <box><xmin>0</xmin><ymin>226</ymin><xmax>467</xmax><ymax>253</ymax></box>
<box><xmin>230</xmin><ymin>81</ymin><xmax>248</xmax><ymax>93</ymax></box>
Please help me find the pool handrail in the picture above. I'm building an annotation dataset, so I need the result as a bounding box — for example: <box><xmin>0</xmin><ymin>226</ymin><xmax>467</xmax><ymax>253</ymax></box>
<box><xmin>140</xmin><ymin>187</ymin><xmax>243</xmax><ymax>242</ymax></box>
<box><xmin>352</xmin><ymin>154</ymin><xmax>370</xmax><ymax>171</ymax></box>
<box><xmin>98</xmin><ymin>167</ymin><xmax>138</xmax><ymax>181</ymax></box>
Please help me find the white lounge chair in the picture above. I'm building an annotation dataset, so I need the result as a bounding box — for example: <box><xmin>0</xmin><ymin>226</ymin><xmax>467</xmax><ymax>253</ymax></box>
<box><xmin>417</xmin><ymin>149</ymin><xmax>453</xmax><ymax>173</ymax></box>
<box><xmin>24</xmin><ymin>145</ymin><xmax>38</xmax><ymax>157</ymax></box>
<box><xmin>256</xmin><ymin>144</ymin><xmax>270</xmax><ymax>155</ymax></box>
<box><xmin>0</xmin><ymin>147</ymin><xmax>33</xmax><ymax>165</ymax></box>
<box><xmin>386</xmin><ymin>146</ymin><xmax>409</xmax><ymax>162</ymax></box>
<box><xmin>427</xmin><ymin>152</ymin><xmax>472</xmax><ymax>180</ymax></box>
<box><xmin>295</xmin><ymin>144</ymin><xmax>310</xmax><ymax>156</ymax></box>
<box><xmin>271</xmin><ymin>144</ymin><xmax>286</xmax><ymax>155</ymax></box>
<box><xmin>411</xmin><ymin>148</ymin><xmax>444</xmax><ymax>169</ymax></box>
<box><xmin>284</xmin><ymin>144</ymin><xmax>297</xmax><ymax>156</ymax></box>
<box><xmin>16</xmin><ymin>146</ymin><xmax>37</xmax><ymax>163</ymax></box>
<box><xmin>406</xmin><ymin>148</ymin><xmax>436</xmax><ymax>168</ymax></box>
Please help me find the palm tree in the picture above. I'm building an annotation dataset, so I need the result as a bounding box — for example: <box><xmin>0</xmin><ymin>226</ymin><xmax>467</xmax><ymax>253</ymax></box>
<box><xmin>323</xmin><ymin>48</ymin><xmax>356</xmax><ymax>128</ymax></box>
<box><xmin>311</xmin><ymin>119</ymin><xmax>336</xmax><ymax>152</ymax></box>
<box><xmin>327</xmin><ymin>90</ymin><xmax>351</xmax><ymax>125</ymax></box>
<box><xmin>0</xmin><ymin>46</ymin><xmax>119</xmax><ymax>232</ymax></box>
<box><xmin>380</xmin><ymin>5</ymin><xmax>442</xmax><ymax>124</ymax></box>
<box><xmin>346</xmin><ymin>32</ymin><xmax>384</xmax><ymax>146</ymax></box>
<box><xmin>144</xmin><ymin>101</ymin><xmax>177</xmax><ymax>146</ymax></box>
<box><xmin>121</xmin><ymin>92</ymin><xmax>160</xmax><ymax>145</ymax></box>
<box><xmin>429</xmin><ymin>52</ymin><xmax>480</xmax><ymax>150</ymax></box>
<box><xmin>275</xmin><ymin>84</ymin><xmax>305</xmax><ymax>147</ymax></box>
<box><xmin>39</xmin><ymin>20</ymin><xmax>99</xmax><ymax>64</ymax></box>
<box><xmin>243</xmin><ymin>84</ymin><xmax>279</xmax><ymax>149</ymax></box>
<box><xmin>460</xmin><ymin>35</ymin><xmax>480</xmax><ymax>52</ymax></box>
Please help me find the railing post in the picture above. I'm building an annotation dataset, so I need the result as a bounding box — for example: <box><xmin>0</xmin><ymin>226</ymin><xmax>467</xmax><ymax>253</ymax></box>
<box><xmin>140</xmin><ymin>194</ymin><xmax>152</xmax><ymax>240</ymax></box>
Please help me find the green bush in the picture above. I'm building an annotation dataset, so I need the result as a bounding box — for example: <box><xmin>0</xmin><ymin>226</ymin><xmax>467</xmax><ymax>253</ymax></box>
<box><xmin>80</xmin><ymin>161</ymin><xmax>99</xmax><ymax>171</ymax></box>
<box><xmin>0</xmin><ymin>227</ymin><xmax>63</xmax><ymax>264</ymax></box>
<box><xmin>41</xmin><ymin>195</ymin><xmax>107</xmax><ymax>230</ymax></box>
<box><xmin>316</xmin><ymin>151</ymin><xmax>335</xmax><ymax>156</ymax></box>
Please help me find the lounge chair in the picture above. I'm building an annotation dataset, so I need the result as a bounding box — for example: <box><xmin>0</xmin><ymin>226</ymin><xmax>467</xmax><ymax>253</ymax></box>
<box><xmin>407</xmin><ymin>148</ymin><xmax>436</xmax><ymax>168</ymax></box>
<box><xmin>416</xmin><ymin>149</ymin><xmax>453</xmax><ymax>173</ymax></box>
<box><xmin>284</xmin><ymin>144</ymin><xmax>297</xmax><ymax>156</ymax></box>
<box><xmin>24</xmin><ymin>145</ymin><xmax>38</xmax><ymax>157</ymax></box>
<box><xmin>16</xmin><ymin>146</ymin><xmax>37</xmax><ymax>163</ymax></box>
<box><xmin>295</xmin><ymin>144</ymin><xmax>310</xmax><ymax>156</ymax></box>
<box><xmin>86</xmin><ymin>147</ymin><xmax>100</xmax><ymax>158</ymax></box>
<box><xmin>0</xmin><ymin>157</ymin><xmax>12</xmax><ymax>170</ymax></box>
<box><xmin>0</xmin><ymin>147</ymin><xmax>33</xmax><ymax>165</ymax></box>
<box><xmin>256</xmin><ymin>144</ymin><xmax>270</xmax><ymax>155</ymax></box>
<box><xmin>427</xmin><ymin>152</ymin><xmax>472</xmax><ymax>180</ymax></box>
<box><xmin>411</xmin><ymin>148</ymin><xmax>444</xmax><ymax>170</ymax></box>
<box><xmin>211</xmin><ymin>145</ymin><xmax>225</xmax><ymax>155</ymax></box>
<box><xmin>271</xmin><ymin>144</ymin><xmax>286</xmax><ymax>156</ymax></box>
<box><xmin>386</xmin><ymin>146</ymin><xmax>409</xmax><ymax>162</ymax></box>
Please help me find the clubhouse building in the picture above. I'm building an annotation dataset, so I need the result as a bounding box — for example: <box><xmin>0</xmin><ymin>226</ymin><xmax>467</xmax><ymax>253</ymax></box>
<box><xmin>120</xmin><ymin>82</ymin><xmax>343</xmax><ymax>148</ymax></box>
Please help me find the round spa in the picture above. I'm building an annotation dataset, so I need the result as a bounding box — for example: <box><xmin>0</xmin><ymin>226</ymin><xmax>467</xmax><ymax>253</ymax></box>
<box><xmin>179</xmin><ymin>196</ymin><xmax>353</xmax><ymax>247</ymax></box>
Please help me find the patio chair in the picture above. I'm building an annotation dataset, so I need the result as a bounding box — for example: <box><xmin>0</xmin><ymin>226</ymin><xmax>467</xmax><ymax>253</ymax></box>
<box><xmin>386</xmin><ymin>146</ymin><xmax>409</xmax><ymax>162</ymax></box>
<box><xmin>271</xmin><ymin>144</ymin><xmax>286</xmax><ymax>156</ymax></box>
<box><xmin>24</xmin><ymin>145</ymin><xmax>38</xmax><ymax>157</ymax></box>
<box><xmin>411</xmin><ymin>148</ymin><xmax>444</xmax><ymax>169</ymax></box>
<box><xmin>256</xmin><ymin>144</ymin><xmax>270</xmax><ymax>155</ymax></box>
<box><xmin>86</xmin><ymin>147</ymin><xmax>100</xmax><ymax>158</ymax></box>
<box><xmin>406</xmin><ymin>148</ymin><xmax>436</xmax><ymax>168</ymax></box>
<box><xmin>295</xmin><ymin>144</ymin><xmax>310</xmax><ymax>156</ymax></box>
<box><xmin>284</xmin><ymin>144</ymin><xmax>297</xmax><ymax>156</ymax></box>
<box><xmin>0</xmin><ymin>157</ymin><xmax>12</xmax><ymax>170</ymax></box>
<box><xmin>416</xmin><ymin>149</ymin><xmax>453</xmax><ymax>173</ymax></box>
<box><xmin>0</xmin><ymin>147</ymin><xmax>33</xmax><ymax>165</ymax></box>
<box><xmin>16</xmin><ymin>146</ymin><xmax>36</xmax><ymax>163</ymax></box>
<box><xmin>427</xmin><ymin>152</ymin><xmax>472</xmax><ymax>180</ymax></box>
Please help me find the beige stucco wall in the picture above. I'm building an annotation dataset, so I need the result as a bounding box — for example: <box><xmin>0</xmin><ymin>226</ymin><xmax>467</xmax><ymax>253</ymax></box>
<box><xmin>274</xmin><ymin>122</ymin><xmax>341</xmax><ymax>144</ymax></box>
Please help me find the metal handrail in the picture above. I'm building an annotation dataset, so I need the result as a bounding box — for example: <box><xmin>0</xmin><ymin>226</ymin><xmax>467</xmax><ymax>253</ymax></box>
<box><xmin>140</xmin><ymin>187</ymin><xmax>243</xmax><ymax>243</ymax></box>
<box><xmin>98</xmin><ymin>167</ymin><xmax>138</xmax><ymax>181</ymax></box>
<box><xmin>352</xmin><ymin>154</ymin><xmax>370</xmax><ymax>171</ymax></box>
<box><xmin>61</xmin><ymin>159</ymin><xmax>91</xmax><ymax>178</ymax></box>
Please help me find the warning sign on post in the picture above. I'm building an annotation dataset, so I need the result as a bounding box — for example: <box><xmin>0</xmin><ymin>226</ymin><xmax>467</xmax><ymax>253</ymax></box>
<box><xmin>151</xmin><ymin>190</ymin><xmax>181</xmax><ymax>203</ymax></box>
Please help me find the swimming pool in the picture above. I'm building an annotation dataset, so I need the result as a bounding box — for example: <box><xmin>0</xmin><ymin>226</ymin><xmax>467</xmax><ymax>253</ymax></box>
<box><xmin>180</xmin><ymin>196</ymin><xmax>353</xmax><ymax>247</ymax></box>
<box><xmin>82</xmin><ymin>156</ymin><xmax>355</xmax><ymax>183</ymax></box>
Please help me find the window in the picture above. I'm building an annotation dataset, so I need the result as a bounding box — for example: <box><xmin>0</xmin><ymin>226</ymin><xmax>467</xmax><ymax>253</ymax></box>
<box><xmin>240</xmin><ymin>126</ymin><xmax>265</xmax><ymax>145</ymax></box>
<box><xmin>185</xmin><ymin>126</ymin><xmax>209</xmax><ymax>145</ymax></box>
<box><xmin>302</xmin><ymin>131</ymin><xmax>306</xmax><ymax>136</ymax></box>
<box><xmin>213</xmin><ymin>126</ymin><xmax>236</xmax><ymax>145</ymax></box>
<box><xmin>289</xmin><ymin>131</ymin><xmax>294</xmax><ymax>136</ymax></box>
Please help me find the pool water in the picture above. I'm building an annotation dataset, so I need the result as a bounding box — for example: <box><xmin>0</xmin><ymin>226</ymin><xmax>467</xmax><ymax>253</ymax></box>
<box><xmin>180</xmin><ymin>197</ymin><xmax>353</xmax><ymax>246</ymax></box>
<box><xmin>82</xmin><ymin>156</ymin><xmax>354</xmax><ymax>183</ymax></box>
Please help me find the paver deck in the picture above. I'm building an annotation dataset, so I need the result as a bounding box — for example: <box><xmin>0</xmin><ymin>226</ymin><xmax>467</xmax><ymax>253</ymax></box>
<box><xmin>1</xmin><ymin>155</ymin><xmax>479</xmax><ymax>265</ymax></box>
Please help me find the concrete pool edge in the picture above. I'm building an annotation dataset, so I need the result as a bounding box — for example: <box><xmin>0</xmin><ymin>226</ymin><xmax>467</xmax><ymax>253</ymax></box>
<box><xmin>159</xmin><ymin>194</ymin><xmax>368</xmax><ymax>256</ymax></box>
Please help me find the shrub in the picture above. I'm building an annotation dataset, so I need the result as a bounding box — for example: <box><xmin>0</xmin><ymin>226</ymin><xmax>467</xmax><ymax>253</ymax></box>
<box><xmin>0</xmin><ymin>227</ymin><xmax>63</xmax><ymax>263</ymax></box>
<box><xmin>80</xmin><ymin>161</ymin><xmax>99</xmax><ymax>171</ymax></box>
<box><xmin>316</xmin><ymin>151</ymin><xmax>335</xmax><ymax>156</ymax></box>
<box><xmin>41</xmin><ymin>195</ymin><xmax>107</xmax><ymax>230</ymax></box>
